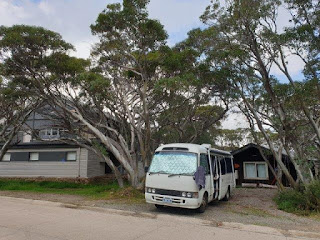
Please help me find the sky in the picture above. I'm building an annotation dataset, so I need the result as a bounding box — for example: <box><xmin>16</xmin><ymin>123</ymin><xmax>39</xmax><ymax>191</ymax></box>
<box><xmin>0</xmin><ymin>0</ymin><xmax>210</xmax><ymax>58</ymax></box>
<box><xmin>0</xmin><ymin>0</ymin><xmax>306</xmax><ymax>129</ymax></box>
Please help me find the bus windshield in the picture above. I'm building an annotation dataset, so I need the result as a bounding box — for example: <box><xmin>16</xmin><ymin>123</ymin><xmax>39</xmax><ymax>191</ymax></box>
<box><xmin>149</xmin><ymin>151</ymin><xmax>198</xmax><ymax>175</ymax></box>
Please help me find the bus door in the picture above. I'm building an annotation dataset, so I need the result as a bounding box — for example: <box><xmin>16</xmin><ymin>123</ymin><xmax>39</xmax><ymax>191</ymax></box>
<box><xmin>218</xmin><ymin>157</ymin><xmax>228</xmax><ymax>200</ymax></box>
<box><xmin>210</xmin><ymin>154</ymin><xmax>219</xmax><ymax>200</ymax></box>
<box><xmin>200</xmin><ymin>153</ymin><xmax>212</xmax><ymax>200</ymax></box>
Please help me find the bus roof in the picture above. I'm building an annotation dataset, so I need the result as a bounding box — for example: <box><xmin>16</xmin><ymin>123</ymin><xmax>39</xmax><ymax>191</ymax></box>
<box><xmin>155</xmin><ymin>143</ymin><xmax>231</xmax><ymax>156</ymax></box>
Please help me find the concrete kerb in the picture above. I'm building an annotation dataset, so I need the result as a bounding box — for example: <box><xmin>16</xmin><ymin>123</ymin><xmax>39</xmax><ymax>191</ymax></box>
<box><xmin>0</xmin><ymin>195</ymin><xmax>319</xmax><ymax>239</ymax></box>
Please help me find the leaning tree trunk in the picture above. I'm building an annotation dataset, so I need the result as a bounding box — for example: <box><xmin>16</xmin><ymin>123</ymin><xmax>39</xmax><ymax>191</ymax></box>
<box><xmin>243</xmin><ymin>110</ymin><xmax>285</xmax><ymax>190</ymax></box>
<box><xmin>239</xmin><ymin>91</ymin><xmax>299</xmax><ymax>189</ymax></box>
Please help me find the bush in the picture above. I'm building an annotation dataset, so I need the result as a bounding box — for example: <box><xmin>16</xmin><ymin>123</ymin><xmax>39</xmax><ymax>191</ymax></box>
<box><xmin>275</xmin><ymin>180</ymin><xmax>320</xmax><ymax>215</ymax></box>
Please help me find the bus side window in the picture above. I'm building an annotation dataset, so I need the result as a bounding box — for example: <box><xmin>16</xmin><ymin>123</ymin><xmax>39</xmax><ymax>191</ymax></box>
<box><xmin>225</xmin><ymin>157</ymin><xmax>233</xmax><ymax>173</ymax></box>
<box><xmin>200</xmin><ymin>154</ymin><xmax>210</xmax><ymax>175</ymax></box>
<box><xmin>210</xmin><ymin>155</ymin><xmax>216</xmax><ymax>174</ymax></box>
<box><xmin>220</xmin><ymin>158</ymin><xmax>226</xmax><ymax>175</ymax></box>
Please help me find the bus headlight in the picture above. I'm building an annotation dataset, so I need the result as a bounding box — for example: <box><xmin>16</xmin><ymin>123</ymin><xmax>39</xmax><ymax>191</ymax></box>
<box><xmin>181</xmin><ymin>192</ymin><xmax>198</xmax><ymax>198</ymax></box>
<box><xmin>152</xmin><ymin>188</ymin><xmax>156</xmax><ymax>194</ymax></box>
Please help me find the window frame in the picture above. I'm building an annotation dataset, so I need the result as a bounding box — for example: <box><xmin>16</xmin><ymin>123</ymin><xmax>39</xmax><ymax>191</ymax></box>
<box><xmin>39</xmin><ymin>128</ymin><xmax>61</xmax><ymax>139</ymax></box>
<box><xmin>243</xmin><ymin>162</ymin><xmax>269</xmax><ymax>180</ymax></box>
<box><xmin>1</xmin><ymin>153</ymin><xmax>11</xmax><ymax>162</ymax></box>
<box><xmin>66</xmin><ymin>152</ymin><xmax>77</xmax><ymax>161</ymax></box>
<box><xmin>29</xmin><ymin>152</ymin><xmax>39</xmax><ymax>161</ymax></box>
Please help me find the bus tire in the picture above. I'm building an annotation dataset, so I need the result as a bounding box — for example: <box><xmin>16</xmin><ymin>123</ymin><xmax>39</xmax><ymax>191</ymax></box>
<box><xmin>223</xmin><ymin>187</ymin><xmax>230</xmax><ymax>201</ymax></box>
<box><xmin>197</xmin><ymin>193</ymin><xmax>208</xmax><ymax>213</ymax></box>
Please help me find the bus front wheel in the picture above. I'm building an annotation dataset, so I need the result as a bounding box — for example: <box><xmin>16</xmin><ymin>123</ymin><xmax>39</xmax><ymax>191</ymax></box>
<box><xmin>197</xmin><ymin>193</ymin><xmax>208</xmax><ymax>213</ymax></box>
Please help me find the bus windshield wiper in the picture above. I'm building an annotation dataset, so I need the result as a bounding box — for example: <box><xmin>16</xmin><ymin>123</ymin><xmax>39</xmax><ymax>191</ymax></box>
<box><xmin>149</xmin><ymin>171</ymin><xmax>168</xmax><ymax>175</ymax></box>
<box><xmin>168</xmin><ymin>173</ymin><xmax>194</xmax><ymax>177</ymax></box>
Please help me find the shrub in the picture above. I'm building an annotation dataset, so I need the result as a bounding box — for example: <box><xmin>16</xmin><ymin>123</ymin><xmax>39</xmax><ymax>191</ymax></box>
<box><xmin>275</xmin><ymin>180</ymin><xmax>320</xmax><ymax>215</ymax></box>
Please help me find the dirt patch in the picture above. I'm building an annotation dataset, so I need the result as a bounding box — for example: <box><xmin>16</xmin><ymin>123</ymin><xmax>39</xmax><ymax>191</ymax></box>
<box><xmin>1</xmin><ymin>188</ymin><xmax>319</xmax><ymax>234</ymax></box>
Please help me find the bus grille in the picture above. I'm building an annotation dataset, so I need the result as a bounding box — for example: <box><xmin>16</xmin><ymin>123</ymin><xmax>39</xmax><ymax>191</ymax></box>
<box><xmin>155</xmin><ymin>189</ymin><xmax>181</xmax><ymax>197</ymax></box>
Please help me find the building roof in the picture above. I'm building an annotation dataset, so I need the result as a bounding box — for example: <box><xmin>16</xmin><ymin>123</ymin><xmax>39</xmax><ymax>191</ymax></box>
<box><xmin>231</xmin><ymin>143</ymin><xmax>288</xmax><ymax>156</ymax></box>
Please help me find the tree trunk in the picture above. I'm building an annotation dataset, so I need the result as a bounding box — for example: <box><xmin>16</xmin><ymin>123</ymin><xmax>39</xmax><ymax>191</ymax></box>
<box><xmin>239</xmin><ymin>91</ymin><xmax>299</xmax><ymax>189</ymax></box>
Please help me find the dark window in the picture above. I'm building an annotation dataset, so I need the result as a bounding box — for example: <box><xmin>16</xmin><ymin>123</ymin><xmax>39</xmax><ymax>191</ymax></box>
<box><xmin>200</xmin><ymin>154</ymin><xmax>210</xmax><ymax>175</ymax></box>
<box><xmin>210</xmin><ymin>155</ymin><xmax>216</xmax><ymax>174</ymax></box>
<box><xmin>225</xmin><ymin>157</ymin><xmax>233</xmax><ymax>173</ymax></box>
<box><xmin>162</xmin><ymin>147</ymin><xmax>189</xmax><ymax>151</ymax></box>
<box><xmin>39</xmin><ymin>152</ymin><xmax>66</xmax><ymax>161</ymax></box>
<box><xmin>11</xmin><ymin>152</ymin><xmax>29</xmax><ymax>161</ymax></box>
<box><xmin>220</xmin><ymin>158</ymin><xmax>226</xmax><ymax>175</ymax></box>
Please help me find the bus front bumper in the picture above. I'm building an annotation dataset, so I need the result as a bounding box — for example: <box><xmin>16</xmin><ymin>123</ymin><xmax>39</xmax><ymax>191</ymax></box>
<box><xmin>145</xmin><ymin>193</ymin><xmax>201</xmax><ymax>209</ymax></box>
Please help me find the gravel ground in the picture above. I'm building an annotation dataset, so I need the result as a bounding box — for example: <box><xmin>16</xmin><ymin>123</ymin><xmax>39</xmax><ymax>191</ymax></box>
<box><xmin>1</xmin><ymin>188</ymin><xmax>319</xmax><ymax>233</ymax></box>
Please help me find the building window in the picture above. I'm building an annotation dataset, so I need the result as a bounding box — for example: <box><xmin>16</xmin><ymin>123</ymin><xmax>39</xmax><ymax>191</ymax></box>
<box><xmin>39</xmin><ymin>128</ymin><xmax>61</xmax><ymax>140</ymax></box>
<box><xmin>244</xmin><ymin>162</ymin><xmax>268</xmax><ymax>180</ymax></box>
<box><xmin>66</xmin><ymin>152</ymin><xmax>77</xmax><ymax>161</ymax></box>
<box><xmin>23</xmin><ymin>132</ymin><xmax>32</xmax><ymax>143</ymax></box>
<box><xmin>2</xmin><ymin>153</ymin><xmax>11</xmax><ymax>162</ymax></box>
<box><xmin>29</xmin><ymin>153</ymin><xmax>39</xmax><ymax>161</ymax></box>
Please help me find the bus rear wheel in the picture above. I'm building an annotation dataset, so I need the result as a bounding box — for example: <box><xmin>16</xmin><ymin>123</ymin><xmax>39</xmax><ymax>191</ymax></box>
<box><xmin>223</xmin><ymin>188</ymin><xmax>230</xmax><ymax>201</ymax></box>
<box><xmin>197</xmin><ymin>193</ymin><xmax>208</xmax><ymax>213</ymax></box>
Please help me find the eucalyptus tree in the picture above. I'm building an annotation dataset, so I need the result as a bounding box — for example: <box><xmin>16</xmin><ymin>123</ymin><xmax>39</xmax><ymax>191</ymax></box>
<box><xmin>0</xmin><ymin>25</ymin><xmax>128</xmax><ymax>186</ymax></box>
<box><xmin>90</xmin><ymin>0</ymin><xmax>168</xmax><ymax>172</ymax></box>
<box><xmin>199</xmin><ymin>0</ymin><xmax>318</xmax><ymax>187</ymax></box>
<box><xmin>0</xmin><ymin>1</ymin><xmax>229</xmax><ymax>188</ymax></box>
<box><xmin>0</xmin><ymin>83</ymin><xmax>37</xmax><ymax>161</ymax></box>
<box><xmin>0</xmin><ymin>35</ymin><xmax>41</xmax><ymax>161</ymax></box>
<box><xmin>152</xmin><ymin>30</ymin><xmax>230</xmax><ymax>145</ymax></box>
<box><xmin>89</xmin><ymin>0</ymin><xmax>230</xmax><ymax>183</ymax></box>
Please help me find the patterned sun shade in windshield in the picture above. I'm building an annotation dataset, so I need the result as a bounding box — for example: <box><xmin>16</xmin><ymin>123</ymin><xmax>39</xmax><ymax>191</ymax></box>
<box><xmin>149</xmin><ymin>152</ymin><xmax>198</xmax><ymax>175</ymax></box>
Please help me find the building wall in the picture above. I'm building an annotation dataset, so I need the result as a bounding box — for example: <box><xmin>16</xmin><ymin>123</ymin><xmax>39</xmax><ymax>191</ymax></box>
<box><xmin>87</xmin><ymin>150</ymin><xmax>106</xmax><ymax>178</ymax></box>
<box><xmin>0</xmin><ymin>147</ymin><xmax>89</xmax><ymax>178</ymax></box>
<box><xmin>233</xmin><ymin>147</ymin><xmax>276</xmax><ymax>186</ymax></box>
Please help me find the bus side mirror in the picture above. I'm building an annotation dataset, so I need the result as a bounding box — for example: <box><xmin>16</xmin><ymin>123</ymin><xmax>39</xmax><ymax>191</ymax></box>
<box><xmin>144</xmin><ymin>166</ymin><xmax>149</xmax><ymax>173</ymax></box>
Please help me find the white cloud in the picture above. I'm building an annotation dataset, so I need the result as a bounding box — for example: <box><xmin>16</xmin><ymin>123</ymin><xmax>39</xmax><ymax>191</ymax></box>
<box><xmin>270</xmin><ymin>54</ymin><xmax>305</xmax><ymax>77</ymax></box>
<box><xmin>148</xmin><ymin>0</ymin><xmax>208</xmax><ymax>45</ymax></box>
<box><xmin>221</xmin><ymin>107</ymin><xmax>249</xmax><ymax>130</ymax></box>
<box><xmin>0</xmin><ymin>0</ymin><xmax>209</xmax><ymax>58</ymax></box>
<box><xmin>0</xmin><ymin>0</ymin><xmax>115</xmax><ymax>58</ymax></box>
<box><xmin>38</xmin><ymin>1</ymin><xmax>54</xmax><ymax>16</ymax></box>
<box><xmin>0</xmin><ymin>0</ymin><xmax>30</xmax><ymax>24</ymax></box>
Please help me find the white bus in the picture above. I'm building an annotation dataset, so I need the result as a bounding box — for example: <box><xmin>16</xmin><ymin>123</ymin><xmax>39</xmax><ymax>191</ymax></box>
<box><xmin>145</xmin><ymin>143</ymin><xmax>235</xmax><ymax>213</ymax></box>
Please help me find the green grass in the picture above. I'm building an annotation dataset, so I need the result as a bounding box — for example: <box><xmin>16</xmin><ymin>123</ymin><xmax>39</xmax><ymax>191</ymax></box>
<box><xmin>274</xmin><ymin>180</ymin><xmax>320</xmax><ymax>216</ymax></box>
<box><xmin>0</xmin><ymin>179</ymin><xmax>145</xmax><ymax>203</ymax></box>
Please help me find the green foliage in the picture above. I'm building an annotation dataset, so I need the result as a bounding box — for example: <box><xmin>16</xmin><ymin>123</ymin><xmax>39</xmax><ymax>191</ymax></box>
<box><xmin>0</xmin><ymin>25</ymin><xmax>73</xmax><ymax>52</ymax></box>
<box><xmin>275</xmin><ymin>181</ymin><xmax>320</xmax><ymax>215</ymax></box>
<box><xmin>0</xmin><ymin>25</ymin><xmax>87</xmax><ymax>91</ymax></box>
<box><xmin>91</xmin><ymin>0</ymin><xmax>167</xmax><ymax>61</ymax></box>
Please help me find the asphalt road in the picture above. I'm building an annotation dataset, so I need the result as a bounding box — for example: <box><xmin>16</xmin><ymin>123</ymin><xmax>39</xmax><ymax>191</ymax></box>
<box><xmin>0</xmin><ymin>196</ymin><xmax>317</xmax><ymax>240</ymax></box>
